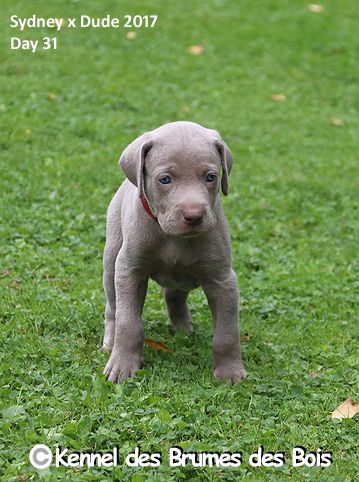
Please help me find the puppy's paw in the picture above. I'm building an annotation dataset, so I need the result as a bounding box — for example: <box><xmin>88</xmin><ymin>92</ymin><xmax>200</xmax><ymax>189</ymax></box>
<box><xmin>171</xmin><ymin>319</ymin><xmax>193</xmax><ymax>334</ymax></box>
<box><xmin>103</xmin><ymin>352</ymin><xmax>143</xmax><ymax>384</ymax></box>
<box><xmin>214</xmin><ymin>362</ymin><xmax>247</xmax><ymax>385</ymax></box>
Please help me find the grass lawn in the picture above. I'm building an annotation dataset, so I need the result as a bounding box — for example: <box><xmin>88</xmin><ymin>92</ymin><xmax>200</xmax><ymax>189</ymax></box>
<box><xmin>1</xmin><ymin>0</ymin><xmax>358</xmax><ymax>480</ymax></box>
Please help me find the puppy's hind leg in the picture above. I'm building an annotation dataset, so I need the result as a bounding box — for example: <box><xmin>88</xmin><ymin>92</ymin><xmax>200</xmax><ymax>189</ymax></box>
<box><xmin>163</xmin><ymin>288</ymin><xmax>193</xmax><ymax>333</ymax></box>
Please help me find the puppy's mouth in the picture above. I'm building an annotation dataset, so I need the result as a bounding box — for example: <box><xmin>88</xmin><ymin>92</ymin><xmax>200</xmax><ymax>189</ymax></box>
<box><xmin>179</xmin><ymin>231</ymin><xmax>203</xmax><ymax>239</ymax></box>
<box><xmin>177</xmin><ymin>222</ymin><xmax>215</xmax><ymax>238</ymax></box>
<box><xmin>158</xmin><ymin>213</ymin><xmax>216</xmax><ymax>237</ymax></box>
<box><xmin>159</xmin><ymin>223</ymin><xmax>211</xmax><ymax>238</ymax></box>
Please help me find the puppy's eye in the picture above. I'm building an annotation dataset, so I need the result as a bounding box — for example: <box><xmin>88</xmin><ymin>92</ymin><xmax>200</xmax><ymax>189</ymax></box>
<box><xmin>159</xmin><ymin>175</ymin><xmax>171</xmax><ymax>185</ymax></box>
<box><xmin>206</xmin><ymin>173</ymin><xmax>217</xmax><ymax>182</ymax></box>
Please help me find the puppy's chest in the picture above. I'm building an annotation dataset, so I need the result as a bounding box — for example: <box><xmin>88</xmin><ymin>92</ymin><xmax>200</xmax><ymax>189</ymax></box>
<box><xmin>147</xmin><ymin>242</ymin><xmax>201</xmax><ymax>290</ymax></box>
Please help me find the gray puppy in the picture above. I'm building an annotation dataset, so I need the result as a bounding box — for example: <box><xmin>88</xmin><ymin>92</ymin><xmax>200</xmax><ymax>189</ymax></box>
<box><xmin>102</xmin><ymin>121</ymin><xmax>247</xmax><ymax>384</ymax></box>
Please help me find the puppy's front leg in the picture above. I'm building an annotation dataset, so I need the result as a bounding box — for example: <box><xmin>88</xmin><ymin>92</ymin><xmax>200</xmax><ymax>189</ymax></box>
<box><xmin>203</xmin><ymin>269</ymin><xmax>247</xmax><ymax>384</ymax></box>
<box><xmin>104</xmin><ymin>253</ymin><xmax>148</xmax><ymax>383</ymax></box>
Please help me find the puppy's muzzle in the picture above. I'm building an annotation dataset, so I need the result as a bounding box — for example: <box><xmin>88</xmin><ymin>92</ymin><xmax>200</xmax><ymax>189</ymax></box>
<box><xmin>182</xmin><ymin>206</ymin><xmax>204</xmax><ymax>227</ymax></box>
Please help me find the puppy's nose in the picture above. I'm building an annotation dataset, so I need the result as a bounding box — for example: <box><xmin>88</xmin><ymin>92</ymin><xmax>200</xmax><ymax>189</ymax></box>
<box><xmin>182</xmin><ymin>207</ymin><xmax>204</xmax><ymax>226</ymax></box>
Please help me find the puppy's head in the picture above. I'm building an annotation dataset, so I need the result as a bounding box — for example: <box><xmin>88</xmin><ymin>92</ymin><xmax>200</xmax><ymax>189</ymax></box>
<box><xmin>119</xmin><ymin>121</ymin><xmax>233</xmax><ymax>237</ymax></box>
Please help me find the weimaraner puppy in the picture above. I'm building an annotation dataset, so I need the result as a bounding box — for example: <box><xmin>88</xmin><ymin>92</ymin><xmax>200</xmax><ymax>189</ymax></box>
<box><xmin>102</xmin><ymin>121</ymin><xmax>247</xmax><ymax>384</ymax></box>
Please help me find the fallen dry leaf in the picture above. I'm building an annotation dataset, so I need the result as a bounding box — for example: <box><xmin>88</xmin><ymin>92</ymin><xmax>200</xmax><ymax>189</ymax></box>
<box><xmin>47</xmin><ymin>92</ymin><xmax>57</xmax><ymax>101</ymax></box>
<box><xmin>126</xmin><ymin>31</ymin><xmax>137</xmax><ymax>40</ymax></box>
<box><xmin>45</xmin><ymin>274</ymin><xmax>60</xmax><ymax>283</ymax></box>
<box><xmin>10</xmin><ymin>280</ymin><xmax>21</xmax><ymax>289</ymax></box>
<box><xmin>308</xmin><ymin>372</ymin><xmax>319</xmax><ymax>377</ymax></box>
<box><xmin>188</xmin><ymin>45</ymin><xmax>204</xmax><ymax>55</ymax></box>
<box><xmin>272</xmin><ymin>94</ymin><xmax>286</xmax><ymax>102</ymax></box>
<box><xmin>16</xmin><ymin>476</ymin><xmax>29</xmax><ymax>482</ymax></box>
<box><xmin>332</xmin><ymin>397</ymin><xmax>359</xmax><ymax>420</ymax></box>
<box><xmin>308</xmin><ymin>4</ymin><xmax>324</xmax><ymax>13</ymax></box>
<box><xmin>180</xmin><ymin>105</ymin><xmax>191</xmax><ymax>113</ymax></box>
<box><xmin>329</xmin><ymin>116</ymin><xmax>344</xmax><ymax>126</ymax></box>
<box><xmin>144</xmin><ymin>338</ymin><xmax>172</xmax><ymax>352</ymax></box>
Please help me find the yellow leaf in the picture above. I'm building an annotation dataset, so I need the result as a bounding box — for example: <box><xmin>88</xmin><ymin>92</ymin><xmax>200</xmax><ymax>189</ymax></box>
<box><xmin>272</xmin><ymin>94</ymin><xmax>286</xmax><ymax>102</ymax></box>
<box><xmin>47</xmin><ymin>92</ymin><xmax>57</xmax><ymax>101</ymax></box>
<box><xmin>329</xmin><ymin>116</ymin><xmax>344</xmax><ymax>126</ymax></box>
<box><xmin>188</xmin><ymin>45</ymin><xmax>204</xmax><ymax>55</ymax></box>
<box><xmin>308</xmin><ymin>4</ymin><xmax>324</xmax><ymax>13</ymax></box>
<box><xmin>180</xmin><ymin>105</ymin><xmax>191</xmax><ymax>113</ymax></box>
<box><xmin>24</xmin><ymin>128</ymin><xmax>31</xmax><ymax>135</ymax></box>
<box><xmin>332</xmin><ymin>398</ymin><xmax>359</xmax><ymax>420</ymax></box>
<box><xmin>144</xmin><ymin>338</ymin><xmax>172</xmax><ymax>352</ymax></box>
<box><xmin>126</xmin><ymin>31</ymin><xmax>137</xmax><ymax>39</ymax></box>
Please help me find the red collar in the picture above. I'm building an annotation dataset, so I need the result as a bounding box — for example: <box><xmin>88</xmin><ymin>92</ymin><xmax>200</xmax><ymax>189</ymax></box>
<box><xmin>140</xmin><ymin>192</ymin><xmax>158</xmax><ymax>222</ymax></box>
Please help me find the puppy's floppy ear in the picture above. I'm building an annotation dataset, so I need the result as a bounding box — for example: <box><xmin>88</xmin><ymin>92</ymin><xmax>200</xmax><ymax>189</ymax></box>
<box><xmin>214</xmin><ymin>137</ymin><xmax>233</xmax><ymax>196</ymax></box>
<box><xmin>119</xmin><ymin>133</ymin><xmax>153</xmax><ymax>197</ymax></box>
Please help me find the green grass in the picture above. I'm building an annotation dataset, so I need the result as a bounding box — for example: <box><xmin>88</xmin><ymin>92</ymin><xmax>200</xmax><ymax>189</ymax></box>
<box><xmin>1</xmin><ymin>0</ymin><xmax>358</xmax><ymax>480</ymax></box>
